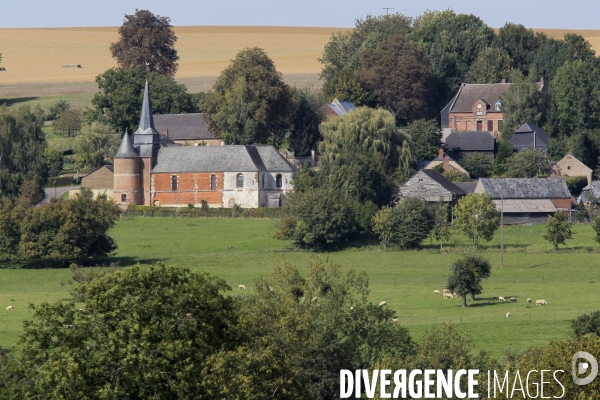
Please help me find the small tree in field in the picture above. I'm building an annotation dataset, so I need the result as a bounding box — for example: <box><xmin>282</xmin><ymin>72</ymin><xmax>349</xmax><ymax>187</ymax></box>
<box><xmin>453</xmin><ymin>194</ymin><xmax>500</xmax><ymax>248</ymax></box>
<box><xmin>371</xmin><ymin>206</ymin><xmax>397</xmax><ymax>249</ymax></box>
<box><xmin>543</xmin><ymin>210</ymin><xmax>573</xmax><ymax>250</ymax></box>
<box><xmin>446</xmin><ymin>255</ymin><xmax>492</xmax><ymax>307</ymax></box>
<box><xmin>432</xmin><ymin>199</ymin><xmax>451</xmax><ymax>250</ymax></box>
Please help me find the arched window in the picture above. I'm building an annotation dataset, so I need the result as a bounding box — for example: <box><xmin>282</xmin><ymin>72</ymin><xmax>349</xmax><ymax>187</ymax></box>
<box><xmin>171</xmin><ymin>175</ymin><xmax>178</xmax><ymax>191</ymax></box>
<box><xmin>211</xmin><ymin>174</ymin><xmax>217</xmax><ymax>191</ymax></box>
<box><xmin>276</xmin><ymin>174</ymin><xmax>282</xmax><ymax>188</ymax></box>
<box><xmin>236</xmin><ymin>173</ymin><xmax>244</xmax><ymax>188</ymax></box>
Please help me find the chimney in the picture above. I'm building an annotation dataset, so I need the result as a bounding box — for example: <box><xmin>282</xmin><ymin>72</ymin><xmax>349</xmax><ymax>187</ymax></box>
<box><xmin>501</xmin><ymin>79</ymin><xmax>506</xmax><ymax>84</ymax></box>
<box><xmin>443</xmin><ymin>156</ymin><xmax>450</xmax><ymax>169</ymax></box>
<box><xmin>161</xmin><ymin>129</ymin><xmax>169</xmax><ymax>137</ymax></box>
<box><xmin>439</xmin><ymin>148</ymin><xmax>444</xmax><ymax>159</ymax></box>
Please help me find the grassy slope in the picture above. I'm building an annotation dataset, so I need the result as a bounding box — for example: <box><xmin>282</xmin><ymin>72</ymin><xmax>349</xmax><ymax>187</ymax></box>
<box><xmin>1</xmin><ymin>217</ymin><xmax>599</xmax><ymax>357</ymax></box>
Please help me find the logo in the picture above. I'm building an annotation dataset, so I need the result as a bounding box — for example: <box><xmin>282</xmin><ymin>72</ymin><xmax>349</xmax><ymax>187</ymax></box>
<box><xmin>572</xmin><ymin>351</ymin><xmax>598</xmax><ymax>386</ymax></box>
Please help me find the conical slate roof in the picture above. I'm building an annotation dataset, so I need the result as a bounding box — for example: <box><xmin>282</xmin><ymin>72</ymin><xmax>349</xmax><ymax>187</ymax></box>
<box><xmin>135</xmin><ymin>80</ymin><xmax>159</xmax><ymax>136</ymax></box>
<box><xmin>114</xmin><ymin>130</ymin><xmax>139</xmax><ymax>158</ymax></box>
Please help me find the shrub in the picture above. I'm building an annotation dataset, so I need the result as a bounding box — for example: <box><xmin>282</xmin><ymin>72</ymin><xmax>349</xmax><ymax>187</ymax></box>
<box><xmin>572</xmin><ymin>311</ymin><xmax>600</xmax><ymax>336</ymax></box>
<box><xmin>565</xmin><ymin>176</ymin><xmax>588</xmax><ymax>197</ymax></box>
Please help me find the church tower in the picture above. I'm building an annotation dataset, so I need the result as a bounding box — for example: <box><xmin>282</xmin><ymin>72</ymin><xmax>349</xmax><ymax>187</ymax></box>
<box><xmin>113</xmin><ymin>129</ymin><xmax>141</xmax><ymax>205</ymax></box>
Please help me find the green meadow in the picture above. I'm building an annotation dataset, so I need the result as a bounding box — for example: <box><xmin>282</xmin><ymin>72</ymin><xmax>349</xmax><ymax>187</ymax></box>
<box><xmin>1</xmin><ymin>216</ymin><xmax>600</xmax><ymax>358</ymax></box>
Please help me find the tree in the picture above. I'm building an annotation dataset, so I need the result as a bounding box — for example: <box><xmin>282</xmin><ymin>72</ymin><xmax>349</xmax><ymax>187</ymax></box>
<box><xmin>53</xmin><ymin>107</ymin><xmax>83</xmax><ymax>137</ymax></box>
<box><xmin>0</xmin><ymin>106</ymin><xmax>47</xmax><ymax>200</ymax></box>
<box><xmin>371</xmin><ymin>206</ymin><xmax>396</xmax><ymax>249</ymax></box>
<box><xmin>593</xmin><ymin>217</ymin><xmax>600</xmax><ymax>243</ymax></box>
<box><xmin>502</xmin><ymin>148</ymin><xmax>549</xmax><ymax>178</ymax></box>
<box><xmin>442</xmin><ymin>170</ymin><xmax>471</xmax><ymax>182</ymax></box>
<box><xmin>432</xmin><ymin>199</ymin><xmax>451</xmax><ymax>250</ymax></box>
<box><xmin>453</xmin><ymin>193</ymin><xmax>500</xmax><ymax>248</ymax></box>
<box><xmin>499</xmin><ymin>70</ymin><xmax>546</xmax><ymax>139</ymax></box>
<box><xmin>288</xmin><ymin>88</ymin><xmax>324</xmax><ymax>156</ymax></box>
<box><xmin>465</xmin><ymin>46</ymin><xmax>512</xmax><ymax>84</ymax></box>
<box><xmin>87</xmin><ymin>66</ymin><xmax>197</xmax><ymax>132</ymax></box>
<box><xmin>201</xmin><ymin>47</ymin><xmax>294</xmax><ymax>147</ymax></box>
<box><xmin>371</xmin><ymin>198</ymin><xmax>433</xmax><ymax>250</ymax></box>
<box><xmin>110</xmin><ymin>9</ymin><xmax>179</xmax><ymax>77</ymax></box>
<box><xmin>543</xmin><ymin>210</ymin><xmax>572</xmax><ymax>250</ymax></box>
<box><xmin>529</xmin><ymin>33</ymin><xmax>596</xmax><ymax>82</ymax></box>
<box><xmin>321</xmin><ymin>69</ymin><xmax>371</xmax><ymax>105</ymax></box>
<box><xmin>460</xmin><ymin>153</ymin><xmax>492</xmax><ymax>179</ymax></box>
<box><xmin>572</xmin><ymin>311</ymin><xmax>600</xmax><ymax>336</ymax></box>
<box><xmin>496</xmin><ymin>23</ymin><xmax>541</xmax><ymax>75</ymax></box>
<box><xmin>74</xmin><ymin>122</ymin><xmax>121</xmax><ymax>169</ymax></box>
<box><xmin>46</xmin><ymin>99</ymin><xmax>70</xmax><ymax>121</ymax></box>
<box><xmin>572</xmin><ymin>130</ymin><xmax>600</xmax><ymax>171</ymax></box>
<box><xmin>44</xmin><ymin>147</ymin><xmax>64</xmax><ymax>178</ymax></box>
<box><xmin>446</xmin><ymin>255</ymin><xmax>492</xmax><ymax>307</ymax></box>
<box><xmin>492</xmin><ymin>139</ymin><xmax>515</xmax><ymax>176</ymax></box>
<box><xmin>401</xmin><ymin>119</ymin><xmax>441</xmax><ymax>161</ymax></box>
<box><xmin>359</xmin><ymin>35</ymin><xmax>437</xmax><ymax>125</ymax></box>
<box><xmin>14</xmin><ymin>264</ymin><xmax>236</xmax><ymax>398</ymax></box>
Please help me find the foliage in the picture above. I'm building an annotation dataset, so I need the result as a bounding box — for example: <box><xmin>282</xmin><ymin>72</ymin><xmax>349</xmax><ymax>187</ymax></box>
<box><xmin>496</xmin><ymin>23</ymin><xmax>541</xmax><ymax>75</ymax></box>
<box><xmin>465</xmin><ymin>46</ymin><xmax>512</xmax><ymax>84</ymax></box>
<box><xmin>543</xmin><ymin>210</ymin><xmax>573</xmax><ymax>250</ymax></box>
<box><xmin>110</xmin><ymin>9</ymin><xmax>179</xmax><ymax>77</ymax></box>
<box><xmin>359</xmin><ymin>35</ymin><xmax>437</xmax><ymax>125</ymax></box>
<box><xmin>289</xmin><ymin>87</ymin><xmax>324</xmax><ymax>156</ymax></box>
<box><xmin>371</xmin><ymin>206</ymin><xmax>396</xmax><ymax>249</ymax></box>
<box><xmin>12</xmin><ymin>264</ymin><xmax>236</xmax><ymax>398</ymax></box>
<box><xmin>88</xmin><ymin>66</ymin><xmax>197</xmax><ymax>132</ymax></box>
<box><xmin>547</xmin><ymin>134</ymin><xmax>570</xmax><ymax>160</ymax></box>
<box><xmin>492</xmin><ymin>139</ymin><xmax>515</xmax><ymax>176</ymax></box>
<box><xmin>74</xmin><ymin>122</ymin><xmax>121</xmax><ymax>169</ymax></box>
<box><xmin>442</xmin><ymin>169</ymin><xmax>471</xmax><ymax>182</ymax></box>
<box><xmin>529</xmin><ymin>33</ymin><xmax>595</xmax><ymax>82</ymax></box>
<box><xmin>453</xmin><ymin>193</ymin><xmax>500</xmax><ymax>247</ymax></box>
<box><xmin>201</xmin><ymin>47</ymin><xmax>293</xmax><ymax>147</ymax></box>
<box><xmin>53</xmin><ymin>106</ymin><xmax>83</xmax><ymax>137</ymax></box>
<box><xmin>401</xmin><ymin>119</ymin><xmax>441</xmax><ymax>161</ymax></box>
<box><xmin>44</xmin><ymin>147</ymin><xmax>64</xmax><ymax>178</ymax></box>
<box><xmin>593</xmin><ymin>217</ymin><xmax>600</xmax><ymax>243</ymax></box>
<box><xmin>319</xmin><ymin>13</ymin><xmax>412</xmax><ymax>82</ymax></box>
<box><xmin>45</xmin><ymin>99</ymin><xmax>70</xmax><ymax>121</ymax></box>
<box><xmin>502</xmin><ymin>148</ymin><xmax>549</xmax><ymax>178</ymax></box>
<box><xmin>0</xmin><ymin>105</ymin><xmax>47</xmax><ymax>200</ymax></box>
<box><xmin>565</xmin><ymin>176</ymin><xmax>589</xmax><ymax>197</ymax></box>
<box><xmin>572</xmin><ymin>130</ymin><xmax>600</xmax><ymax>171</ymax></box>
<box><xmin>321</xmin><ymin>69</ymin><xmax>371</xmax><ymax>105</ymax></box>
<box><xmin>432</xmin><ymin>199</ymin><xmax>451</xmax><ymax>250</ymax></box>
<box><xmin>446</xmin><ymin>255</ymin><xmax>492</xmax><ymax>307</ymax></box>
<box><xmin>372</xmin><ymin>198</ymin><xmax>433</xmax><ymax>250</ymax></box>
<box><xmin>499</xmin><ymin>70</ymin><xmax>546</xmax><ymax>139</ymax></box>
<box><xmin>460</xmin><ymin>153</ymin><xmax>492</xmax><ymax>179</ymax></box>
<box><xmin>572</xmin><ymin>311</ymin><xmax>600</xmax><ymax>336</ymax></box>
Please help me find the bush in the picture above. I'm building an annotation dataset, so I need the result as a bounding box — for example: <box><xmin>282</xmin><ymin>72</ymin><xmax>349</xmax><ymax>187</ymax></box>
<box><xmin>124</xmin><ymin>205</ymin><xmax>285</xmax><ymax>219</ymax></box>
<box><xmin>372</xmin><ymin>198</ymin><xmax>434</xmax><ymax>249</ymax></box>
<box><xmin>572</xmin><ymin>311</ymin><xmax>600</xmax><ymax>336</ymax></box>
<box><xmin>565</xmin><ymin>176</ymin><xmax>588</xmax><ymax>197</ymax></box>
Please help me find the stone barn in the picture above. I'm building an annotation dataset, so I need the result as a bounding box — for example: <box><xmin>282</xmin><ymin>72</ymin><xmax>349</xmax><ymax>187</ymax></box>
<box><xmin>397</xmin><ymin>169</ymin><xmax>467</xmax><ymax>204</ymax></box>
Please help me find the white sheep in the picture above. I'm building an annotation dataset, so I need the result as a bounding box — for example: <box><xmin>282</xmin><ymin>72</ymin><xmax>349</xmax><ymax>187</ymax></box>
<box><xmin>379</xmin><ymin>301</ymin><xmax>387</xmax><ymax>307</ymax></box>
<box><xmin>238</xmin><ymin>284</ymin><xmax>246</xmax><ymax>290</ymax></box>
<box><xmin>433</xmin><ymin>290</ymin><xmax>440</xmax><ymax>295</ymax></box>
<box><xmin>443</xmin><ymin>289</ymin><xmax>450</xmax><ymax>293</ymax></box>
<box><xmin>391</xmin><ymin>318</ymin><xmax>399</xmax><ymax>323</ymax></box>
<box><xmin>5</xmin><ymin>306</ymin><xmax>13</xmax><ymax>311</ymax></box>
<box><xmin>452</xmin><ymin>293</ymin><xmax>459</xmax><ymax>299</ymax></box>
<box><xmin>510</xmin><ymin>297</ymin><xmax>517</xmax><ymax>302</ymax></box>
<box><xmin>536</xmin><ymin>299</ymin><xmax>547</xmax><ymax>306</ymax></box>
<box><xmin>443</xmin><ymin>292</ymin><xmax>453</xmax><ymax>299</ymax></box>
<box><xmin>505</xmin><ymin>312</ymin><xmax>511</xmax><ymax>318</ymax></box>
<box><xmin>498</xmin><ymin>296</ymin><xmax>506</xmax><ymax>302</ymax></box>
<box><xmin>527</xmin><ymin>298</ymin><xmax>532</xmax><ymax>304</ymax></box>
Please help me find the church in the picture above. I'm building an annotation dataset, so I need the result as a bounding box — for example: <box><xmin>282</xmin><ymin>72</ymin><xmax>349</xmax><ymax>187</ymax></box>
<box><xmin>113</xmin><ymin>82</ymin><xmax>295</xmax><ymax>208</ymax></box>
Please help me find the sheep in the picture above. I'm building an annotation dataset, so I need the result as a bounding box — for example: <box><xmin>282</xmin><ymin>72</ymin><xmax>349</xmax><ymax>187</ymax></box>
<box><xmin>379</xmin><ymin>301</ymin><xmax>387</xmax><ymax>307</ymax></box>
<box><xmin>510</xmin><ymin>297</ymin><xmax>517</xmax><ymax>302</ymax></box>
<box><xmin>443</xmin><ymin>289</ymin><xmax>450</xmax><ymax>293</ymax></box>
<box><xmin>443</xmin><ymin>292</ymin><xmax>453</xmax><ymax>299</ymax></box>
<box><xmin>452</xmin><ymin>293</ymin><xmax>459</xmax><ymax>299</ymax></box>
<box><xmin>498</xmin><ymin>296</ymin><xmax>506</xmax><ymax>302</ymax></box>
<box><xmin>536</xmin><ymin>299</ymin><xmax>548</xmax><ymax>306</ymax></box>
<box><xmin>505</xmin><ymin>312</ymin><xmax>511</xmax><ymax>318</ymax></box>
<box><xmin>527</xmin><ymin>298</ymin><xmax>532</xmax><ymax>304</ymax></box>
<box><xmin>5</xmin><ymin>306</ymin><xmax>13</xmax><ymax>311</ymax></box>
<box><xmin>391</xmin><ymin>318</ymin><xmax>399</xmax><ymax>323</ymax></box>
<box><xmin>238</xmin><ymin>284</ymin><xmax>246</xmax><ymax>290</ymax></box>
<box><xmin>433</xmin><ymin>290</ymin><xmax>440</xmax><ymax>295</ymax></box>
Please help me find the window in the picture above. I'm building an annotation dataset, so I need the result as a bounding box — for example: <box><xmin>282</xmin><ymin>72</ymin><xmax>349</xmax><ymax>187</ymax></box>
<box><xmin>487</xmin><ymin>120</ymin><xmax>493</xmax><ymax>131</ymax></box>
<box><xmin>495</xmin><ymin>101</ymin><xmax>502</xmax><ymax>111</ymax></box>
<box><xmin>236</xmin><ymin>173</ymin><xmax>244</xmax><ymax>188</ymax></box>
<box><xmin>276</xmin><ymin>174</ymin><xmax>282</xmax><ymax>188</ymax></box>
<box><xmin>211</xmin><ymin>174</ymin><xmax>217</xmax><ymax>191</ymax></box>
<box><xmin>567</xmin><ymin>166</ymin><xmax>571</xmax><ymax>170</ymax></box>
<box><xmin>121</xmin><ymin>194</ymin><xmax>126</xmax><ymax>203</ymax></box>
<box><xmin>172</xmin><ymin>175</ymin><xmax>178</xmax><ymax>191</ymax></box>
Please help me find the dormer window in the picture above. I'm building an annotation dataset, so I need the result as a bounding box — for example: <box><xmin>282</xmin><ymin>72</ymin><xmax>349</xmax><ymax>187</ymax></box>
<box><xmin>495</xmin><ymin>101</ymin><xmax>502</xmax><ymax>111</ymax></box>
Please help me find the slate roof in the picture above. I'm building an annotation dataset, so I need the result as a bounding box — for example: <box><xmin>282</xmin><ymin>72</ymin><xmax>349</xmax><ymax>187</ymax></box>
<box><xmin>448</xmin><ymin>83</ymin><xmax>511</xmax><ymax>113</ymax></box>
<box><xmin>153</xmin><ymin>113</ymin><xmax>215</xmax><ymax>141</ymax></box>
<box><xmin>419</xmin><ymin>169</ymin><xmax>467</xmax><ymax>195</ymax></box>
<box><xmin>455</xmin><ymin>182</ymin><xmax>477</xmax><ymax>193</ymax></box>
<box><xmin>115</xmin><ymin>131</ymin><xmax>139</xmax><ymax>158</ymax></box>
<box><xmin>509</xmin><ymin>122</ymin><xmax>549</xmax><ymax>147</ymax></box>
<box><xmin>478</xmin><ymin>178</ymin><xmax>571</xmax><ymax>199</ymax></box>
<box><xmin>151</xmin><ymin>145</ymin><xmax>295</xmax><ymax>173</ymax></box>
<box><xmin>580</xmin><ymin>181</ymin><xmax>600</xmax><ymax>203</ymax></box>
<box><xmin>134</xmin><ymin>81</ymin><xmax>159</xmax><ymax>137</ymax></box>
<box><xmin>445</xmin><ymin>131</ymin><xmax>495</xmax><ymax>151</ymax></box>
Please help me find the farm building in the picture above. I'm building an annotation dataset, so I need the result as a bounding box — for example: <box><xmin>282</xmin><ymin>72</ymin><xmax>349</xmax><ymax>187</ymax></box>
<box><xmin>153</xmin><ymin>113</ymin><xmax>223</xmax><ymax>146</ymax></box>
<box><xmin>397</xmin><ymin>169</ymin><xmax>467</xmax><ymax>203</ymax></box>
<box><xmin>508</xmin><ymin>122</ymin><xmax>549</xmax><ymax>152</ymax></box>
<box><xmin>423</xmin><ymin>149</ymin><xmax>470</xmax><ymax>175</ymax></box>
<box><xmin>549</xmin><ymin>154</ymin><xmax>593</xmax><ymax>183</ymax></box>
<box><xmin>474</xmin><ymin>178</ymin><xmax>572</xmax><ymax>224</ymax></box>
<box><xmin>444</xmin><ymin>130</ymin><xmax>495</xmax><ymax>160</ymax></box>
<box><xmin>579</xmin><ymin>181</ymin><xmax>600</xmax><ymax>205</ymax></box>
<box><xmin>113</xmin><ymin>82</ymin><xmax>295</xmax><ymax>208</ymax></box>
<box><xmin>81</xmin><ymin>165</ymin><xmax>114</xmax><ymax>189</ymax></box>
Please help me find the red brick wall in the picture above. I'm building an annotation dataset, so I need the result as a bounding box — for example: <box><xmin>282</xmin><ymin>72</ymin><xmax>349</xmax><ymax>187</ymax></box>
<box><xmin>152</xmin><ymin>172</ymin><xmax>224</xmax><ymax>206</ymax></box>
<box><xmin>449</xmin><ymin>112</ymin><xmax>504</xmax><ymax>137</ymax></box>
<box><xmin>113</xmin><ymin>158</ymin><xmax>141</xmax><ymax>205</ymax></box>
<box><xmin>550</xmin><ymin>198</ymin><xmax>573</xmax><ymax>209</ymax></box>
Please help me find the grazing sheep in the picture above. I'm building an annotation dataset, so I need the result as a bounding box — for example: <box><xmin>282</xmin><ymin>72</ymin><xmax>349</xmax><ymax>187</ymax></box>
<box><xmin>498</xmin><ymin>296</ymin><xmax>506</xmax><ymax>302</ymax></box>
<box><xmin>5</xmin><ymin>306</ymin><xmax>13</xmax><ymax>311</ymax></box>
<box><xmin>527</xmin><ymin>298</ymin><xmax>532</xmax><ymax>304</ymax></box>
<box><xmin>510</xmin><ymin>297</ymin><xmax>517</xmax><ymax>302</ymax></box>
<box><xmin>379</xmin><ymin>301</ymin><xmax>387</xmax><ymax>307</ymax></box>
<box><xmin>238</xmin><ymin>284</ymin><xmax>246</xmax><ymax>290</ymax></box>
<box><xmin>452</xmin><ymin>293</ymin><xmax>459</xmax><ymax>299</ymax></box>
<box><xmin>391</xmin><ymin>318</ymin><xmax>399</xmax><ymax>323</ymax></box>
<box><xmin>505</xmin><ymin>312</ymin><xmax>511</xmax><ymax>318</ymax></box>
<box><xmin>433</xmin><ymin>290</ymin><xmax>440</xmax><ymax>295</ymax></box>
<box><xmin>536</xmin><ymin>299</ymin><xmax>548</xmax><ymax>306</ymax></box>
<box><xmin>443</xmin><ymin>292</ymin><xmax>453</xmax><ymax>299</ymax></box>
<box><xmin>443</xmin><ymin>289</ymin><xmax>450</xmax><ymax>293</ymax></box>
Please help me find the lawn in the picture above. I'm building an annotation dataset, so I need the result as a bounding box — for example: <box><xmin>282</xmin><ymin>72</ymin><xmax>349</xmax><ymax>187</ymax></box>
<box><xmin>1</xmin><ymin>216</ymin><xmax>599</xmax><ymax>358</ymax></box>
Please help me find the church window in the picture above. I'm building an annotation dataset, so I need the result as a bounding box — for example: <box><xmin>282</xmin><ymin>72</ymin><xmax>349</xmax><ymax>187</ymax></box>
<box><xmin>236</xmin><ymin>173</ymin><xmax>244</xmax><ymax>188</ymax></box>
<box><xmin>276</xmin><ymin>174</ymin><xmax>282</xmax><ymax>188</ymax></box>
<box><xmin>211</xmin><ymin>174</ymin><xmax>217</xmax><ymax>191</ymax></box>
<box><xmin>172</xmin><ymin>175</ymin><xmax>178</xmax><ymax>191</ymax></box>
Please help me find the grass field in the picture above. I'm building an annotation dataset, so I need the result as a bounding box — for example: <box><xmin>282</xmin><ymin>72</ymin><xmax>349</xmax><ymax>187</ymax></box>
<box><xmin>1</xmin><ymin>217</ymin><xmax>600</xmax><ymax>358</ymax></box>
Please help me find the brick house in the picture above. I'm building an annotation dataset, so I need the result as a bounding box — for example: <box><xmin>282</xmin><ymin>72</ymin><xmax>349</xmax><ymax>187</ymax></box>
<box><xmin>153</xmin><ymin>113</ymin><xmax>223</xmax><ymax>146</ymax></box>
<box><xmin>549</xmin><ymin>154</ymin><xmax>593</xmax><ymax>183</ymax></box>
<box><xmin>113</xmin><ymin>82</ymin><xmax>295</xmax><ymax>208</ymax></box>
<box><xmin>424</xmin><ymin>149</ymin><xmax>470</xmax><ymax>176</ymax></box>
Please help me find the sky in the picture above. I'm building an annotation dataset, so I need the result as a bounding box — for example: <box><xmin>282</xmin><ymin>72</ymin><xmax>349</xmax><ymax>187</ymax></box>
<box><xmin>1</xmin><ymin>0</ymin><xmax>598</xmax><ymax>29</ymax></box>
